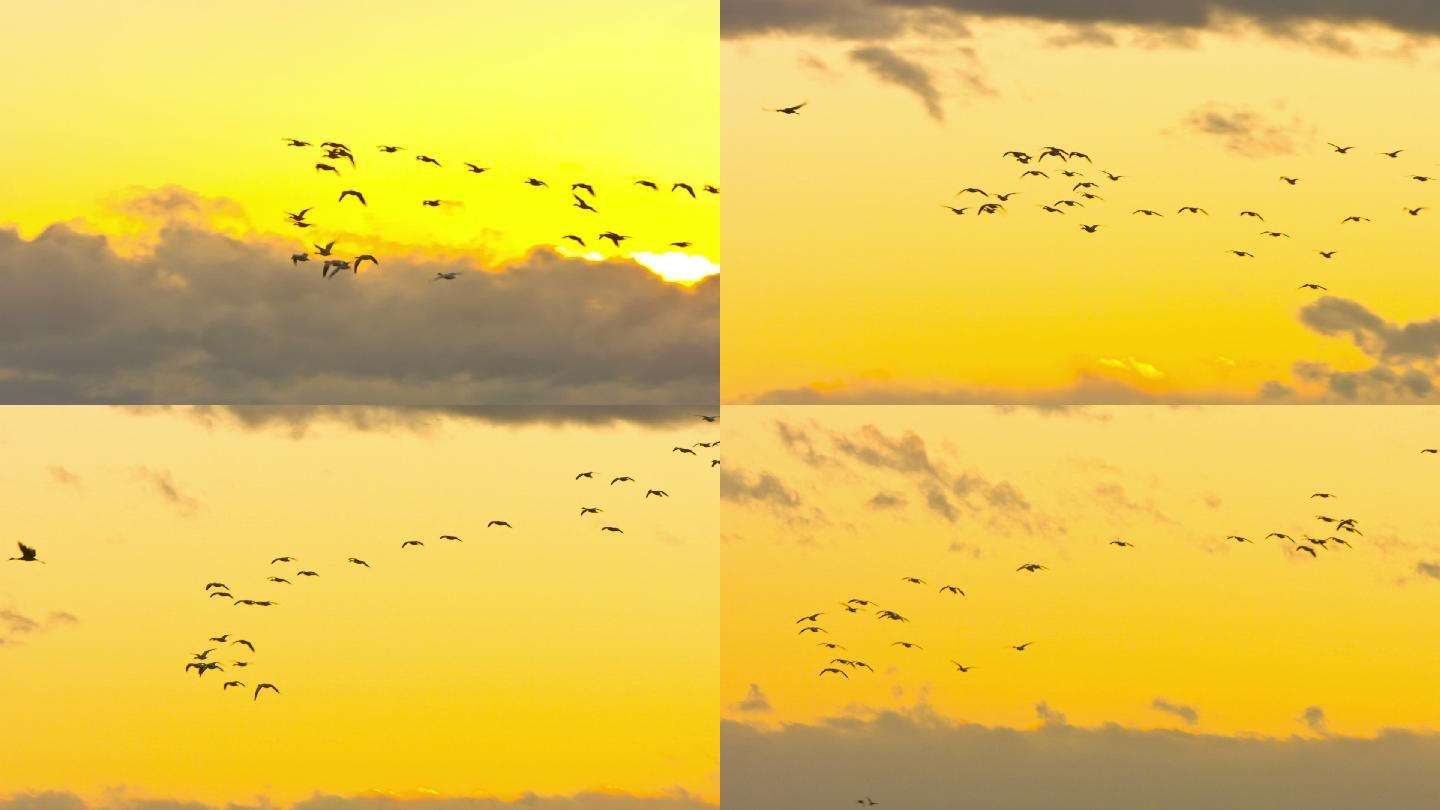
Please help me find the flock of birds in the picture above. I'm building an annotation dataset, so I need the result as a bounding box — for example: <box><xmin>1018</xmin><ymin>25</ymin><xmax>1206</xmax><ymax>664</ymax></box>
<box><xmin>9</xmin><ymin>414</ymin><xmax>721</xmax><ymax>702</ymax></box>
<box><xmin>793</xmin><ymin>485</ymin><xmax>1392</xmax><ymax>685</ymax></box>
<box><xmin>769</xmin><ymin>102</ymin><xmax>1433</xmax><ymax>294</ymax></box>
<box><xmin>278</xmin><ymin>138</ymin><xmax>717</xmax><ymax>280</ymax></box>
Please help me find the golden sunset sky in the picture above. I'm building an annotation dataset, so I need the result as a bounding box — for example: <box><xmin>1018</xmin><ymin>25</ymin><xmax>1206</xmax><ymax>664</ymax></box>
<box><xmin>0</xmin><ymin>1</ymin><xmax>718</xmax><ymax>283</ymax></box>
<box><xmin>723</xmin><ymin>17</ymin><xmax>1440</xmax><ymax>401</ymax></box>
<box><xmin>723</xmin><ymin>405</ymin><xmax>1440</xmax><ymax>737</ymax></box>
<box><xmin>0</xmin><ymin>407</ymin><xmax>718</xmax><ymax>805</ymax></box>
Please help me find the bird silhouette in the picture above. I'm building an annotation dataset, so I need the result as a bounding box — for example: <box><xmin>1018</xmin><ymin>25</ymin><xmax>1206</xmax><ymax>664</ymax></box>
<box><xmin>338</xmin><ymin>190</ymin><xmax>366</xmax><ymax>205</ymax></box>
<box><xmin>11</xmin><ymin>542</ymin><xmax>46</xmax><ymax>563</ymax></box>
<box><xmin>766</xmin><ymin>102</ymin><xmax>807</xmax><ymax>114</ymax></box>
<box><xmin>254</xmin><ymin>683</ymin><xmax>279</xmax><ymax>701</ymax></box>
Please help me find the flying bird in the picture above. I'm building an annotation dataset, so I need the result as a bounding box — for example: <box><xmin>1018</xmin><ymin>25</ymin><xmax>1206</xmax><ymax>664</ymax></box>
<box><xmin>1327</xmin><ymin>143</ymin><xmax>1355</xmax><ymax>154</ymax></box>
<box><xmin>401</xmin><ymin>540</ymin><xmax>424</xmax><ymax>548</ymax></box>
<box><xmin>416</xmin><ymin>155</ymin><xmax>441</xmax><ymax>166</ymax></box>
<box><xmin>611</xmin><ymin>476</ymin><xmax>635</xmax><ymax>484</ymax></box>
<box><xmin>766</xmin><ymin>102</ymin><xmax>808</xmax><ymax>114</ymax></box>
<box><xmin>487</xmin><ymin>521</ymin><xmax>512</xmax><ymax>528</ymax></box>
<box><xmin>254</xmin><ymin>683</ymin><xmax>279</xmax><ymax>701</ymax></box>
<box><xmin>338</xmin><ymin>189</ymin><xmax>366</xmax><ymax>205</ymax></box>
<box><xmin>600</xmin><ymin>526</ymin><xmax>624</xmax><ymax>533</ymax></box>
<box><xmin>348</xmin><ymin>558</ymin><xmax>369</xmax><ymax>567</ymax></box>
<box><xmin>1016</xmin><ymin>563</ymin><xmax>1047</xmax><ymax>572</ymax></box>
<box><xmin>645</xmin><ymin>489</ymin><xmax>669</xmax><ymax>498</ymax></box>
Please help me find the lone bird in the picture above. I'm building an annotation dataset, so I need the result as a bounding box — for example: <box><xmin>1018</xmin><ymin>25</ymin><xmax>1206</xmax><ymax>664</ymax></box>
<box><xmin>645</xmin><ymin>489</ymin><xmax>669</xmax><ymax>498</ymax></box>
<box><xmin>348</xmin><ymin>558</ymin><xmax>369</xmax><ymax>567</ymax></box>
<box><xmin>1110</xmin><ymin>539</ymin><xmax>1134</xmax><ymax>548</ymax></box>
<box><xmin>1012</xmin><ymin>642</ymin><xmax>1033</xmax><ymax>651</ymax></box>
<box><xmin>338</xmin><ymin>189</ymin><xmax>366</xmax><ymax>205</ymax></box>
<box><xmin>939</xmin><ymin>585</ymin><xmax>965</xmax><ymax>595</ymax></box>
<box><xmin>1299</xmin><ymin>283</ymin><xmax>1328</xmax><ymax>291</ymax></box>
<box><xmin>254</xmin><ymin>683</ymin><xmax>279</xmax><ymax>701</ymax></box>
<box><xmin>600</xmin><ymin>526</ymin><xmax>625</xmax><ymax>533</ymax></box>
<box><xmin>401</xmin><ymin>540</ymin><xmax>424</xmax><ymax>548</ymax></box>
<box><xmin>766</xmin><ymin>102</ymin><xmax>807</xmax><ymax>114</ymax></box>
<box><xmin>487</xmin><ymin>521</ymin><xmax>512</xmax><ymax>528</ymax></box>
<box><xmin>1016</xmin><ymin>563</ymin><xmax>1047</xmax><ymax>572</ymax></box>
<box><xmin>10</xmin><ymin>542</ymin><xmax>44</xmax><ymax>563</ymax></box>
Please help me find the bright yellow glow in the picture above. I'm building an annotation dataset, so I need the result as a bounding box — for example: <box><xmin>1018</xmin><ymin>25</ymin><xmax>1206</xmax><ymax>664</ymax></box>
<box><xmin>722</xmin><ymin>24</ymin><xmax>1440</xmax><ymax>399</ymax></box>
<box><xmin>0</xmin><ymin>1</ymin><xmax>718</xmax><ymax>283</ymax></box>
<box><xmin>1</xmin><ymin>407</ymin><xmax>718</xmax><ymax>804</ymax></box>
<box><xmin>723</xmin><ymin>405</ymin><xmax>1440</xmax><ymax>738</ymax></box>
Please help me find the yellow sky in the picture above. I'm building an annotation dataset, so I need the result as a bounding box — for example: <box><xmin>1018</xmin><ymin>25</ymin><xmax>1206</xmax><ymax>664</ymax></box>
<box><xmin>0</xmin><ymin>407</ymin><xmax>718</xmax><ymax>804</ymax></box>
<box><xmin>723</xmin><ymin>405</ymin><xmax>1440</xmax><ymax>738</ymax></box>
<box><xmin>0</xmin><ymin>1</ymin><xmax>718</xmax><ymax>282</ymax></box>
<box><xmin>722</xmin><ymin>24</ymin><xmax>1440</xmax><ymax>399</ymax></box>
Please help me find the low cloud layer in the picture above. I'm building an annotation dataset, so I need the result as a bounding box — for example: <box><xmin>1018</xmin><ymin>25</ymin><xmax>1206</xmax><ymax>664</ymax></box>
<box><xmin>128</xmin><ymin>405</ymin><xmax>708</xmax><ymax>437</ymax></box>
<box><xmin>1292</xmin><ymin>297</ymin><xmax>1440</xmax><ymax>401</ymax></box>
<box><xmin>0</xmin><ymin>203</ymin><xmax>717</xmax><ymax>404</ymax></box>
<box><xmin>724</xmin><ymin>0</ymin><xmax>1440</xmax><ymax>41</ymax></box>
<box><xmin>724</xmin><ymin>708</ymin><xmax>1440</xmax><ymax>809</ymax></box>
<box><xmin>0</xmin><ymin>794</ymin><xmax>713</xmax><ymax>810</ymax></box>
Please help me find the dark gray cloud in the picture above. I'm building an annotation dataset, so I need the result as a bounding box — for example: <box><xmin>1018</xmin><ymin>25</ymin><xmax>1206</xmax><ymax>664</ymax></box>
<box><xmin>733</xmin><ymin>683</ymin><xmax>774</xmax><ymax>713</ymax></box>
<box><xmin>1300</xmin><ymin>705</ymin><xmax>1329</xmax><ymax>735</ymax></box>
<box><xmin>1151</xmin><ymin>698</ymin><xmax>1200</xmax><ymax>726</ymax></box>
<box><xmin>0</xmin><ymin>203</ymin><xmax>716</xmax><ymax>405</ymax></box>
<box><xmin>720</xmin><ymin>468</ymin><xmax>803</xmax><ymax>509</ymax></box>
<box><xmin>1416</xmin><ymin>561</ymin><xmax>1440</xmax><ymax>580</ymax></box>
<box><xmin>1293</xmin><ymin>297</ymin><xmax>1440</xmax><ymax>401</ymax></box>
<box><xmin>866</xmin><ymin>491</ymin><xmax>907</xmax><ymax>510</ymax></box>
<box><xmin>129</xmin><ymin>405</ymin><xmax>709</xmax><ymax>437</ymax></box>
<box><xmin>0</xmin><ymin>609</ymin><xmax>77</xmax><ymax>647</ymax></box>
<box><xmin>132</xmin><ymin>467</ymin><xmax>200</xmax><ymax>515</ymax></box>
<box><xmin>724</xmin><ymin>0</ymin><xmax>1440</xmax><ymax>41</ymax></box>
<box><xmin>849</xmin><ymin>46</ymin><xmax>946</xmax><ymax>120</ymax></box>
<box><xmin>0</xmin><ymin>794</ymin><xmax>712</xmax><ymax>810</ymax></box>
<box><xmin>1180</xmin><ymin>103</ymin><xmax>1310</xmax><ymax>157</ymax></box>
<box><xmin>724</xmin><ymin>709</ymin><xmax>1440</xmax><ymax>809</ymax></box>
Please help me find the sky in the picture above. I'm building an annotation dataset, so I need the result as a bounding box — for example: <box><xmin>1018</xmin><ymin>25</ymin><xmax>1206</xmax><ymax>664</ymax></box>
<box><xmin>722</xmin><ymin>404</ymin><xmax>1440</xmax><ymax>807</ymax></box>
<box><xmin>0</xmin><ymin>1</ymin><xmax>717</xmax><ymax>403</ymax></box>
<box><xmin>0</xmin><ymin>406</ymin><xmax>719</xmax><ymax>807</ymax></box>
<box><xmin>721</xmin><ymin>2</ymin><xmax>1440</xmax><ymax>403</ymax></box>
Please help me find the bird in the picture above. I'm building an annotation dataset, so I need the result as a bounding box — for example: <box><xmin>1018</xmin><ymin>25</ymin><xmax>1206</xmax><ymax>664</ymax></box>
<box><xmin>283</xmin><ymin>138</ymin><xmax>310</xmax><ymax>147</ymax></box>
<box><xmin>285</xmin><ymin>207</ymin><xmax>312</xmax><ymax>222</ymax></box>
<box><xmin>876</xmin><ymin>610</ymin><xmax>909</xmax><ymax>622</ymax></box>
<box><xmin>353</xmin><ymin>254</ymin><xmax>378</xmax><ymax>272</ymax></box>
<box><xmin>1411</xmin><ymin>176</ymin><xmax>1435</xmax><ymax>183</ymax></box>
<box><xmin>1079</xmin><ymin>224</ymin><xmax>1101</xmax><ymax>233</ymax></box>
<box><xmin>901</xmin><ymin>576</ymin><xmax>925</xmax><ymax>585</ymax></box>
<box><xmin>796</xmin><ymin>613</ymin><xmax>824</xmax><ymax>623</ymax></box>
<box><xmin>572</xmin><ymin>182</ymin><xmax>596</xmax><ymax>196</ymax></box>
<box><xmin>672</xmin><ymin>182</ymin><xmax>696</xmax><ymax>197</ymax></box>
<box><xmin>798</xmin><ymin>626</ymin><xmax>827</xmax><ymax>635</ymax></box>
<box><xmin>1317</xmin><ymin>251</ymin><xmax>1338</xmax><ymax>259</ymax></box>
<box><xmin>296</xmin><ymin>571</ymin><xmax>319</xmax><ymax>577</ymax></box>
<box><xmin>819</xmin><ymin>668</ymin><xmax>849</xmax><ymax>677</ymax></box>
<box><xmin>957</xmin><ymin>187</ymin><xmax>989</xmax><ymax>197</ymax></box>
<box><xmin>1299</xmin><ymin>283</ymin><xmax>1328</xmax><ymax>291</ymax></box>
<box><xmin>1110</xmin><ymin>539</ymin><xmax>1134</xmax><ymax>548</ymax></box>
<box><xmin>669</xmin><ymin>241</ymin><xmax>693</xmax><ymax>248</ymax></box>
<box><xmin>951</xmin><ymin>662</ymin><xmax>976</xmax><ymax>672</ymax></box>
<box><xmin>192</xmin><ymin>649</ymin><xmax>216</xmax><ymax>660</ymax></box>
<box><xmin>1102</xmin><ymin>171</ymin><xmax>1123</xmax><ymax>181</ymax></box>
<box><xmin>1296</xmin><ymin>545</ymin><xmax>1317</xmax><ymax>557</ymax></box>
<box><xmin>1239</xmin><ymin>211</ymin><xmax>1265</xmax><ymax>221</ymax></box>
<box><xmin>270</xmin><ymin>556</ymin><xmax>295</xmax><ymax>564</ymax></box>
<box><xmin>635</xmin><ymin>180</ymin><xmax>659</xmax><ymax>190</ymax></box>
<box><xmin>600</xmin><ymin>526</ymin><xmax>624</xmax><ymax>533</ymax></box>
<box><xmin>576</xmin><ymin>471</ymin><xmax>594</xmax><ymax>479</ymax></box>
<box><xmin>1133</xmin><ymin>209</ymin><xmax>1163</xmax><ymax>217</ymax></box>
<box><xmin>580</xmin><ymin>507</ymin><xmax>602</xmax><ymax>515</ymax></box>
<box><xmin>208</xmin><ymin>634</ymin><xmax>229</xmax><ymax>642</ymax></box>
<box><xmin>523</xmin><ymin>177</ymin><xmax>548</xmax><ymax>188</ymax></box>
<box><xmin>9</xmin><ymin>541</ymin><xmax>43</xmax><ymax>562</ymax></box>
<box><xmin>1280</xmin><ymin>176</ymin><xmax>1300</xmax><ymax>185</ymax></box>
<box><xmin>338</xmin><ymin>190</ymin><xmax>366</xmax><ymax>205</ymax></box>
<box><xmin>1016</xmin><ymin>563</ymin><xmax>1047</xmax><ymax>572</ymax></box>
<box><xmin>487</xmin><ymin>521</ymin><xmax>512</xmax><ymax>528</ymax></box>
<box><xmin>1267</xmin><ymin>533</ymin><xmax>1295</xmax><ymax>543</ymax></box>
<box><xmin>1423</xmin><ymin>449</ymin><xmax>1439</xmax><ymax>454</ymax></box>
<box><xmin>1328</xmin><ymin>143</ymin><xmax>1355</xmax><ymax>154</ymax></box>
<box><xmin>348</xmin><ymin>558</ymin><xmax>370</xmax><ymax>567</ymax></box>
<box><xmin>562</xmin><ymin>234</ymin><xmax>586</xmax><ymax>247</ymax></box>
<box><xmin>645</xmin><ymin>489</ymin><xmax>669</xmax><ymax>498</ymax></box>
<box><xmin>209</xmin><ymin>592</ymin><xmax>232</xmax><ymax>599</ymax></box>
<box><xmin>573</xmin><ymin>195</ymin><xmax>598</xmax><ymax>213</ymax></box>
<box><xmin>1407</xmin><ymin>207</ymin><xmax>1427</xmax><ymax>216</ymax></box>
<box><xmin>186</xmin><ymin>662</ymin><xmax>222</xmax><ymax>676</ymax></box>
<box><xmin>416</xmin><ymin>155</ymin><xmax>442</xmax><ymax>167</ymax></box>
<box><xmin>673</xmin><ymin>446</ymin><xmax>698</xmax><ymax>455</ymax></box>
<box><xmin>1011</xmin><ymin>642</ymin><xmax>1033</xmax><ymax>651</ymax></box>
<box><xmin>433</xmin><ymin>272</ymin><xmax>461</xmax><ymax>281</ymax></box>
<box><xmin>422</xmin><ymin>199</ymin><xmax>444</xmax><ymax>207</ymax></box>
<box><xmin>223</xmin><ymin>681</ymin><xmax>245</xmax><ymax>690</ymax></box>
<box><xmin>291</xmin><ymin>253</ymin><xmax>309</xmax><ymax>265</ymax></box>
<box><xmin>700</xmin><ymin>415</ymin><xmax>720</xmax><ymax>422</ymax></box>
<box><xmin>440</xmin><ymin>535</ymin><xmax>461</xmax><ymax>541</ymax></box>
<box><xmin>942</xmin><ymin>205</ymin><xmax>969</xmax><ymax>215</ymax></box>
<box><xmin>611</xmin><ymin>476</ymin><xmax>635</xmax><ymax>484</ymax></box>
<box><xmin>254</xmin><ymin>683</ymin><xmax>279</xmax><ymax>701</ymax></box>
<box><xmin>315</xmin><ymin>163</ymin><xmax>340</xmax><ymax>175</ymax></box>
<box><xmin>1227</xmin><ymin>535</ymin><xmax>1252</xmax><ymax>543</ymax></box>
<box><xmin>766</xmin><ymin>102</ymin><xmax>807</xmax><ymax>114</ymax></box>
<box><xmin>464</xmin><ymin>163</ymin><xmax>488</xmax><ymax>174</ymax></box>
<box><xmin>599</xmin><ymin>231</ymin><xmax>629</xmax><ymax>247</ymax></box>
<box><xmin>891</xmin><ymin>641</ymin><xmax>923</xmax><ymax>650</ymax></box>
<box><xmin>1178</xmin><ymin>206</ymin><xmax>1208</xmax><ymax>215</ymax></box>
<box><xmin>1383</xmin><ymin>149</ymin><xmax>1405</xmax><ymax>158</ymax></box>
<box><xmin>267</xmin><ymin>577</ymin><xmax>290</xmax><ymax>584</ymax></box>
<box><xmin>977</xmin><ymin>203</ymin><xmax>1005</xmax><ymax>215</ymax></box>
<box><xmin>1260</xmin><ymin>231</ymin><xmax>1290</xmax><ymax>238</ymax></box>
<box><xmin>1341</xmin><ymin>215</ymin><xmax>1371</xmax><ymax>223</ymax></box>
<box><xmin>1020</xmin><ymin>170</ymin><xmax>1050</xmax><ymax>179</ymax></box>
<box><xmin>939</xmin><ymin>585</ymin><xmax>965</xmax><ymax>595</ymax></box>
<box><xmin>1229</xmin><ymin>250</ymin><xmax>1255</xmax><ymax>258</ymax></box>
<box><xmin>1002</xmin><ymin>150</ymin><xmax>1032</xmax><ymax>162</ymax></box>
<box><xmin>205</xmin><ymin>583</ymin><xmax>230</xmax><ymax>591</ymax></box>
<box><xmin>232</xmin><ymin>639</ymin><xmax>255</xmax><ymax>652</ymax></box>
<box><xmin>312</xmin><ymin>242</ymin><xmax>336</xmax><ymax>257</ymax></box>
<box><xmin>401</xmin><ymin>540</ymin><xmax>424</xmax><ymax>548</ymax></box>
<box><xmin>378</xmin><ymin>145</ymin><xmax>403</xmax><ymax>153</ymax></box>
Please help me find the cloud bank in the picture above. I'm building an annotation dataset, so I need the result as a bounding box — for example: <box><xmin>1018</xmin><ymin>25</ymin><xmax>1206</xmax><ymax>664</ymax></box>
<box><xmin>0</xmin><ymin>201</ymin><xmax>717</xmax><ymax>404</ymax></box>
<box><xmin>724</xmin><ymin>708</ymin><xmax>1440</xmax><ymax>809</ymax></box>
<box><xmin>0</xmin><ymin>794</ymin><xmax>713</xmax><ymax>810</ymax></box>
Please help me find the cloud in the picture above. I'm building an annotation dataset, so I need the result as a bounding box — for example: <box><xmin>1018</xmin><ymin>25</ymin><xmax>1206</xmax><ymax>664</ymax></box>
<box><xmin>723</xmin><ymin>709</ymin><xmax>1440</xmax><ymax>809</ymax></box>
<box><xmin>1034</xmin><ymin>701</ymin><xmax>1068</xmax><ymax>727</ymax></box>
<box><xmin>0</xmin><ymin>196</ymin><xmax>717</xmax><ymax>405</ymax></box>
<box><xmin>866</xmin><ymin>491</ymin><xmax>907</xmax><ymax>510</ymax></box>
<box><xmin>129</xmin><ymin>405</ymin><xmax>708</xmax><ymax>438</ymax></box>
<box><xmin>720</xmin><ymin>468</ymin><xmax>802</xmax><ymax>509</ymax></box>
<box><xmin>1093</xmin><ymin>482</ymin><xmax>1174</xmax><ymax>524</ymax></box>
<box><xmin>1292</xmin><ymin>297</ymin><xmax>1440</xmax><ymax>401</ymax></box>
<box><xmin>1415</xmin><ymin>561</ymin><xmax>1440</xmax><ymax>580</ymax></box>
<box><xmin>48</xmin><ymin>466</ymin><xmax>81</xmax><ymax>488</ymax></box>
<box><xmin>0</xmin><ymin>794</ymin><xmax>714</xmax><ymax>810</ymax></box>
<box><xmin>1097</xmin><ymin>356</ymin><xmax>1165</xmax><ymax>380</ymax></box>
<box><xmin>849</xmin><ymin>45</ymin><xmax>946</xmax><ymax>120</ymax></box>
<box><xmin>0</xmin><ymin>609</ymin><xmax>78</xmax><ymax>647</ymax></box>
<box><xmin>723</xmin><ymin>0</ymin><xmax>1440</xmax><ymax>42</ymax></box>
<box><xmin>733</xmin><ymin>683</ymin><xmax>774</xmax><ymax>713</ymax></box>
<box><xmin>1179</xmin><ymin>103</ymin><xmax>1311</xmax><ymax>158</ymax></box>
<box><xmin>1151</xmin><ymin>698</ymin><xmax>1200</xmax><ymax>726</ymax></box>
<box><xmin>132</xmin><ymin>467</ymin><xmax>200</xmax><ymax>515</ymax></box>
<box><xmin>746</xmin><ymin>375</ymin><xmax>1258</xmax><ymax>405</ymax></box>
<box><xmin>1300</xmin><ymin>705</ymin><xmax>1330</xmax><ymax>735</ymax></box>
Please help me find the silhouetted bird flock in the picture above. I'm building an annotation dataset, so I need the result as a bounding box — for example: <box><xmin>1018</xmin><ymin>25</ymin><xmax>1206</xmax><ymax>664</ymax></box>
<box><xmin>280</xmin><ymin>138</ymin><xmax>717</xmax><ymax>279</ymax></box>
